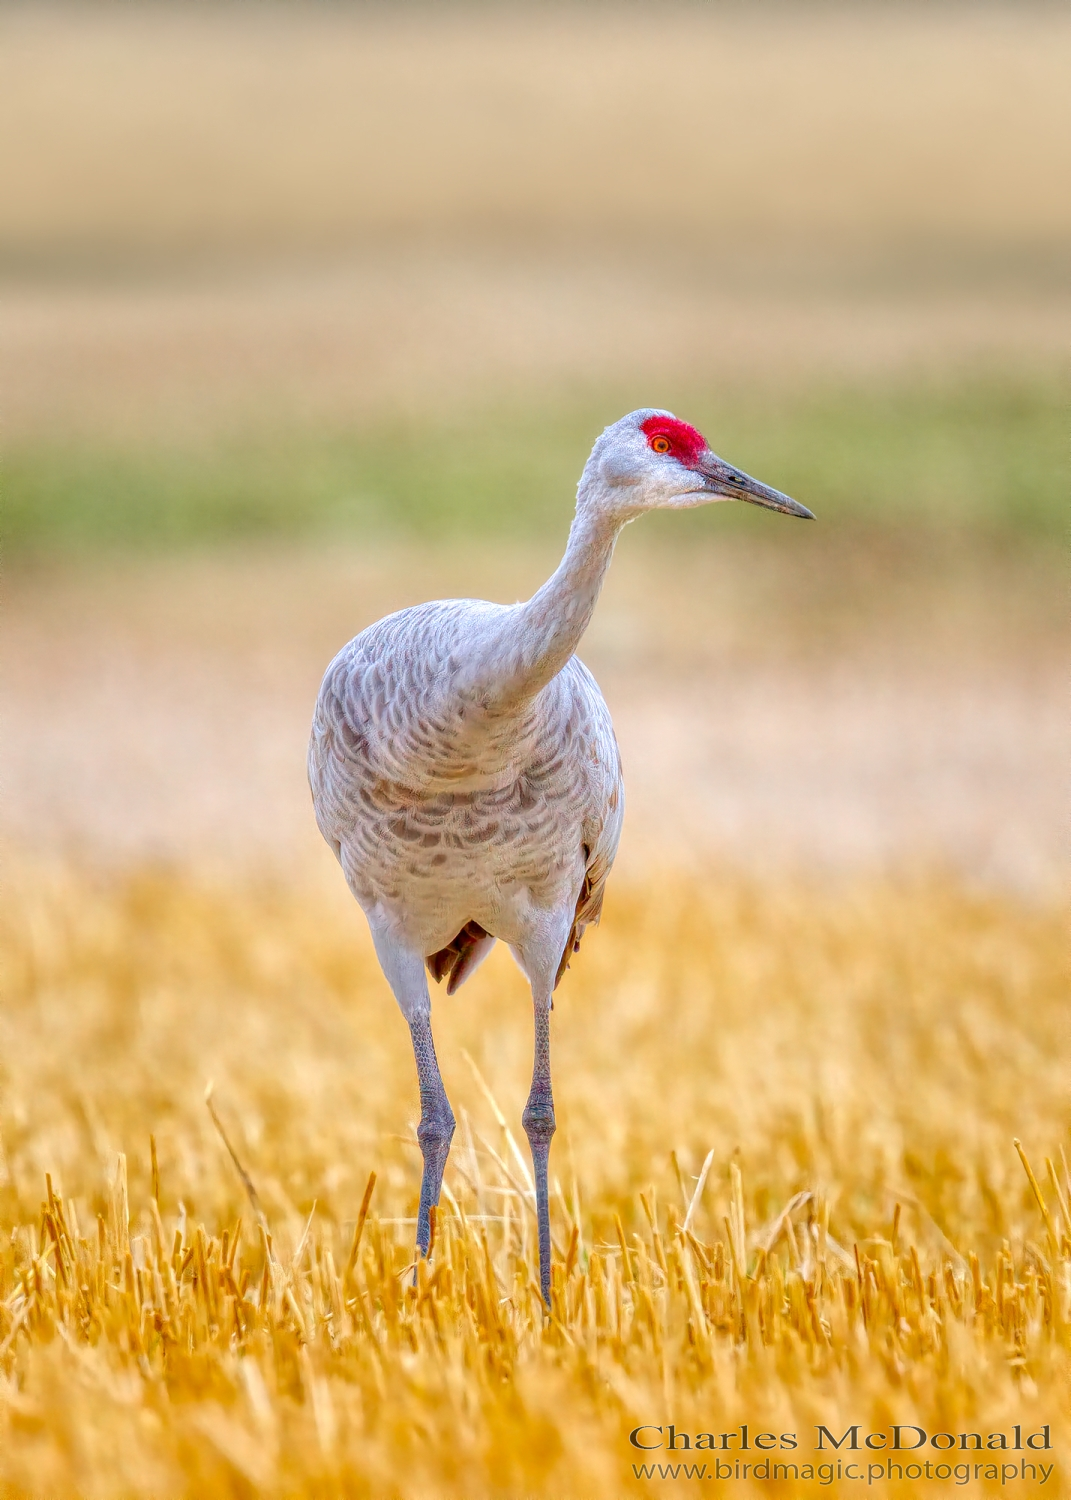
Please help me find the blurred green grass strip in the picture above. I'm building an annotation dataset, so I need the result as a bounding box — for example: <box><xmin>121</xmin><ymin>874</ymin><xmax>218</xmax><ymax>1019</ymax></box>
<box><xmin>4</xmin><ymin>377</ymin><xmax>1063</xmax><ymax>554</ymax></box>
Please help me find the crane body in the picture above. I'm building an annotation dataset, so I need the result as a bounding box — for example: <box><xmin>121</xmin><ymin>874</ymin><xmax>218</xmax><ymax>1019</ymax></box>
<box><xmin>309</xmin><ymin>409</ymin><xmax>813</xmax><ymax>1302</ymax></box>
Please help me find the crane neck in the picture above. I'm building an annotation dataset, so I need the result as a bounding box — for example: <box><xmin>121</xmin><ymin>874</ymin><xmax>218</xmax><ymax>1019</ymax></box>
<box><xmin>481</xmin><ymin>498</ymin><xmax>626</xmax><ymax>708</ymax></box>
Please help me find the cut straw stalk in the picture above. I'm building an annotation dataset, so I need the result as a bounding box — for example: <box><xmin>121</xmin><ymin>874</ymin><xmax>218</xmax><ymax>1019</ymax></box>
<box><xmin>345</xmin><ymin>1171</ymin><xmax>378</xmax><ymax>1281</ymax></box>
<box><xmin>728</xmin><ymin>1161</ymin><xmax>747</xmax><ymax>1274</ymax></box>
<box><xmin>682</xmin><ymin>1148</ymin><xmax>715</xmax><ymax>1233</ymax></box>
<box><xmin>1045</xmin><ymin>1158</ymin><xmax>1071</xmax><ymax>1237</ymax></box>
<box><xmin>204</xmin><ymin>1083</ymin><xmax>269</xmax><ymax>1233</ymax></box>
<box><xmin>1014</xmin><ymin>1138</ymin><xmax>1059</xmax><ymax>1252</ymax></box>
<box><xmin>461</xmin><ymin>1049</ymin><xmax>534</xmax><ymax>1195</ymax></box>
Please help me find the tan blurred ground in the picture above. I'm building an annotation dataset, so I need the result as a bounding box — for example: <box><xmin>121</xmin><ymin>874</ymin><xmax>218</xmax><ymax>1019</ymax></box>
<box><xmin>3</xmin><ymin>539</ymin><xmax>1063</xmax><ymax>893</ymax></box>
<box><xmin>3</xmin><ymin>4</ymin><xmax>1069</xmax><ymax>263</ymax></box>
<box><xmin>5</xmin><ymin>252</ymin><xmax>1070</xmax><ymax>445</ymax></box>
<box><xmin>2</xmin><ymin>4</ymin><xmax>1069</xmax><ymax>441</ymax></box>
<box><xmin>1</xmin><ymin>4</ymin><xmax>1065</xmax><ymax>892</ymax></box>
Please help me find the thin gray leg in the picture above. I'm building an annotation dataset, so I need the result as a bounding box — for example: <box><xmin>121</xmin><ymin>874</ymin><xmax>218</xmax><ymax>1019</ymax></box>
<box><xmin>368</xmin><ymin>929</ymin><xmax>455</xmax><ymax>1266</ymax></box>
<box><xmin>521</xmin><ymin>1000</ymin><xmax>555</xmax><ymax>1306</ymax></box>
<box><xmin>410</xmin><ymin>1013</ymin><xmax>455</xmax><ymax>1258</ymax></box>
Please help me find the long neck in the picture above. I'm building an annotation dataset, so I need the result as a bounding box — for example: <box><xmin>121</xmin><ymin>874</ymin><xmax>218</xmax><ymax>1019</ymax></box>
<box><xmin>476</xmin><ymin>502</ymin><xmax>624</xmax><ymax>707</ymax></box>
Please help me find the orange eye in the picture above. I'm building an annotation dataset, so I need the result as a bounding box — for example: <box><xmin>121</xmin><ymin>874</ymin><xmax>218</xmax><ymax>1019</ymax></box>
<box><xmin>651</xmin><ymin>435</ymin><xmax>671</xmax><ymax>454</ymax></box>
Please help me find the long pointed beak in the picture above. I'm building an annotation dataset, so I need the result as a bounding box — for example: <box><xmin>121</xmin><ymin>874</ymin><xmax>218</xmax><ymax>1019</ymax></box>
<box><xmin>697</xmin><ymin>451</ymin><xmax>815</xmax><ymax>519</ymax></box>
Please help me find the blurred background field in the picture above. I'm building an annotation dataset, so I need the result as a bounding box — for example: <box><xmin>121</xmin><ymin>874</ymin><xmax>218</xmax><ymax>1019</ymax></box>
<box><xmin>2</xmin><ymin>1</ymin><xmax>1069</xmax><ymax>553</ymax></box>
<box><xmin>0</xmin><ymin>2</ymin><xmax>1068</xmax><ymax>1494</ymax></box>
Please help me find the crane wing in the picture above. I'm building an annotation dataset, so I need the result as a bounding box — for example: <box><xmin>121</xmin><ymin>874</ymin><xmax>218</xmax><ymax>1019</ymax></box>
<box><xmin>555</xmin><ymin>679</ymin><xmax>624</xmax><ymax>988</ymax></box>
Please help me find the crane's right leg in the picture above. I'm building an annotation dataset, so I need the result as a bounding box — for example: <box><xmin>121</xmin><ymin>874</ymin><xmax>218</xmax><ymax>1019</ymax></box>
<box><xmin>369</xmin><ymin>928</ymin><xmax>454</xmax><ymax>1259</ymax></box>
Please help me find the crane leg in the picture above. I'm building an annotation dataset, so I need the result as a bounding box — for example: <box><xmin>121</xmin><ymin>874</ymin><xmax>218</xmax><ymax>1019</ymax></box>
<box><xmin>409</xmin><ymin>1013</ymin><xmax>455</xmax><ymax>1259</ymax></box>
<box><xmin>369</xmin><ymin>926</ymin><xmax>454</xmax><ymax>1263</ymax></box>
<box><xmin>522</xmin><ymin>997</ymin><xmax>555</xmax><ymax>1307</ymax></box>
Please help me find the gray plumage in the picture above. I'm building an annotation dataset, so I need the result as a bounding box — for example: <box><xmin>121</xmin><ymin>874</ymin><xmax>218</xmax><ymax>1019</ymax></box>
<box><xmin>310</xmin><ymin>604</ymin><xmax>622</xmax><ymax>990</ymax></box>
<box><xmin>308</xmin><ymin>408</ymin><xmax>813</xmax><ymax>1303</ymax></box>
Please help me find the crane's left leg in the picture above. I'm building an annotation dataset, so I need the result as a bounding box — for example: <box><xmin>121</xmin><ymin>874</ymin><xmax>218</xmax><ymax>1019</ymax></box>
<box><xmin>522</xmin><ymin>988</ymin><xmax>555</xmax><ymax>1307</ymax></box>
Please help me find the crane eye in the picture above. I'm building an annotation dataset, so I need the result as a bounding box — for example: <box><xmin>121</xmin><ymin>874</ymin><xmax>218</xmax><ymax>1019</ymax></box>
<box><xmin>650</xmin><ymin>435</ymin><xmax>671</xmax><ymax>454</ymax></box>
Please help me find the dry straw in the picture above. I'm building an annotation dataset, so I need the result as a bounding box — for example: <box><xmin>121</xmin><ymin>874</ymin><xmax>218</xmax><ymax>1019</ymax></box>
<box><xmin>0</xmin><ymin>859</ymin><xmax>1066</xmax><ymax>1495</ymax></box>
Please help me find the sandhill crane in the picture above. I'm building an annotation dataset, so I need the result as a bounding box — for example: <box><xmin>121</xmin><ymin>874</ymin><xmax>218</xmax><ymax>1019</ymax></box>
<box><xmin>308</xmin><ymin>409</ymin><xmax>813</xmax><ymax>1303</ymax></box>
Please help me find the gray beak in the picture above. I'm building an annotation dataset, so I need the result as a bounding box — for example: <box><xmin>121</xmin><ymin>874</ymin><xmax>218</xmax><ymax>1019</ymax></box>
<box><xmin>697</xmin><ymin>451</ymin><xmax>815</xmax><ymax>519</ymax></box>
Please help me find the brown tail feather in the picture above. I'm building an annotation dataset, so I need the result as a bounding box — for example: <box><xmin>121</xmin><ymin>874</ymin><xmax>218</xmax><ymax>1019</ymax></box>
<box><xmin>426</xmin><ymin>920</ymin><xmax>493</xmax><ymax>995</ymax></box>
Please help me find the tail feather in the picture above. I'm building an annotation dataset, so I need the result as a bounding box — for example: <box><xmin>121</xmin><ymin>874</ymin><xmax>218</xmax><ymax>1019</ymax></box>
<box><xmin>426</xmin><ymin>920</ymin><xmax>495</xmax><ymax>994</ymax></box>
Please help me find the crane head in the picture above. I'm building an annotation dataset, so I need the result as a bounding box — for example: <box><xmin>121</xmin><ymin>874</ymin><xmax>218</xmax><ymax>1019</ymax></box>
<box><xmin>586</xmin><ymin>409</ymin><xmax>814</xmax><ymax>520</ymax></box>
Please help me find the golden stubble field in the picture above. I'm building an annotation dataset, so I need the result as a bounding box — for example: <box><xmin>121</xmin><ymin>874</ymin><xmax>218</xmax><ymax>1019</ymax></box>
<box><xmin>1</xmin><ymin>855</ymin><xmax>1068</xmax><ymax>1497</ymax></box>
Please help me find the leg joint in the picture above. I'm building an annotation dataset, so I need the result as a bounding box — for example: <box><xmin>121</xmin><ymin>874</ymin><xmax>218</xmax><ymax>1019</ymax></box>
<box><xmin>522</xmin><ymin>1097</ymin><xmax>556</xmax><ymax>1144</ymax></box>
<box><xmin>417</xmin><ymin>1105</ymin><xmax>455</xmax><ymax>1154</ymax></box>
